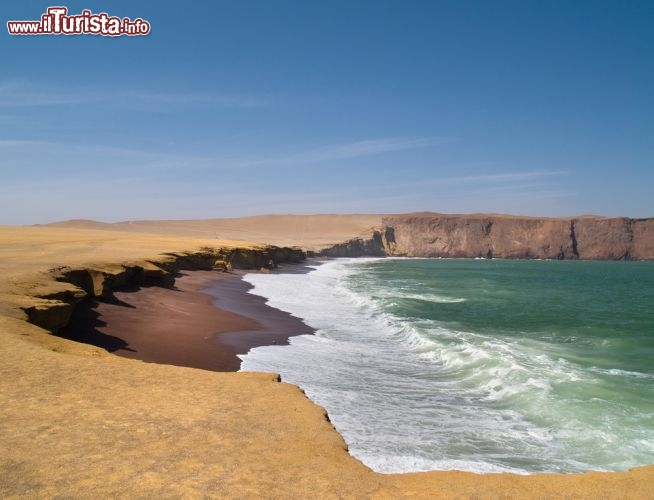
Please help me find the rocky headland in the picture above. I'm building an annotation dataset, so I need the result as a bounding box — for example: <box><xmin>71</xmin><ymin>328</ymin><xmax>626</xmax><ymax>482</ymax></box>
<box><xmin>319</xmin><ymin>213</ymin><xmax>654</xmax><ymax>260</ymax></box>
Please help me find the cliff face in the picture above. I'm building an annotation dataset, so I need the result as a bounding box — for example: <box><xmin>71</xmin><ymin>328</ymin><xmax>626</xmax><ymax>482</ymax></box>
<box><xmin>319</xmin><ymin>214</ymin><xmax>654</xmax><ymax>260</ymax></box>
<box><xmin>573</xmin><ymin>218</ymin><xmax>654</xmax><ymax>260</ymax></box>
<box><xmin>632</xmin><ymin>219</ymin><xmax>654</xmax><ymax>259</ymax></box>
<box><xmin>385</xmin><ymin>215</ymin><xmax>576</xmax><ymax>259</ymax></box>
<box><xmin>319</xmin><ymin>227</ymin><xmax>395</xmax><ymax>257</ymax></box>
<box><xmin>25</xmin><ymin>246</ymin><xmax>306</xmax><ymax>334</ymax></box>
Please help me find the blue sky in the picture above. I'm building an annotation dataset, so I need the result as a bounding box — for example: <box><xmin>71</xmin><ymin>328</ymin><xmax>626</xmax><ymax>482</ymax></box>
<box><xmin>1</xmin><ymin>0</ymin><xmax>652</xmax><ymax>224</ymax></box>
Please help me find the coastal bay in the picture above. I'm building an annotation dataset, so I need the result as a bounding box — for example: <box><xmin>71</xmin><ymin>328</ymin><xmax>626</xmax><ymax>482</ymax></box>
<box><xmin>58</xmin><ymin>270</ymin><xmax>314</xmax><ymax>372</ymax></box>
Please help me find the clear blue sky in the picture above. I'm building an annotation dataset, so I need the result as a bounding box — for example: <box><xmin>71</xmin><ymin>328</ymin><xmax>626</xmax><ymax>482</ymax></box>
<box><xmin>1</xmin><ymin>0</ymin><xmax>652</xmax><ymax>224</ymax></box>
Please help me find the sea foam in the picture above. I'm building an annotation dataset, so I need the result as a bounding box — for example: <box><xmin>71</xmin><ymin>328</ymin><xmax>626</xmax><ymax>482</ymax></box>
<box><xmin>239</xmin><ymin>258</ymin><xmax>654</xmax><ymax>474</ymax></box>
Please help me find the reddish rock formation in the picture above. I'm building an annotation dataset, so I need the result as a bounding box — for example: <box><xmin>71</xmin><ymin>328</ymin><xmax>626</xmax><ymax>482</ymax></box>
<box><xmin>320</xmin><ymin>213</ymin><xmax>654</xmax><ymax>261</ymax></box>
<box><xmin>632</xmin><ymin>219</ymin><xmax>654</xmax><ymax>260</ymax></box>
<box><xmin>573</xmin><ymin>218</ymin><xmax>633</xmax><ymax>260</ymax></box>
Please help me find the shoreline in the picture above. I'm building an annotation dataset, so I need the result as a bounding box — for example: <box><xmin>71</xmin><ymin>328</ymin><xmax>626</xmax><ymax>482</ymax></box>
<box><xmin>59</xmin><ymin>257</ymin><xmax>654</xmax><ymax>476</ymax></box>
<box><xmin>58</xmin><ymin>264</ymin><xmax>316</xmax><ymax>372</ymax></box>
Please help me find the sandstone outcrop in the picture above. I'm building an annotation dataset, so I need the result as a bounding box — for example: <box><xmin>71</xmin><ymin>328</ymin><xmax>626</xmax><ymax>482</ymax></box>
<box><xmin>25</xmin><ymin>246</ymin><xmax>305</xmax><ymax>334</ymax></box>
<box><xmin>319</xmin><ymin>213</ymin><xmax>654</xmax><ymax>260</ymax></box>
<box><xmin>319</xmin><ymin>227</ymin><xmax>396</xmax><ymax>257</ymax></box>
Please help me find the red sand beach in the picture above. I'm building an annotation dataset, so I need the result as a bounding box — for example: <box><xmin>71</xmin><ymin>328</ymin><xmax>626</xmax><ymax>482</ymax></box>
<box><xmin>58</xmin><ymin>268</ymin><xmax>314</xmax><ymax>372</ymax></box>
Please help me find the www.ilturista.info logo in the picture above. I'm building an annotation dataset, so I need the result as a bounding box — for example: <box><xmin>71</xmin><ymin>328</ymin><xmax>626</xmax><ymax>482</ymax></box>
<box><xmin>7</xmin><ymin>6</ymin><xmax>150</xmax><ymax>36</ymax></box>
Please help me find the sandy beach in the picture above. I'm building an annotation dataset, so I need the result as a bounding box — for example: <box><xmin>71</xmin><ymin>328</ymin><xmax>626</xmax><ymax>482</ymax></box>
<box><xmin>0</xmin><ymin>222</ymin><xmax>652</xmax><ymax>498</ymax></box>
<box><xmin>58</xmin><ymin>268</ymin><xmax>314</xmax><ymax>372</ymax></box>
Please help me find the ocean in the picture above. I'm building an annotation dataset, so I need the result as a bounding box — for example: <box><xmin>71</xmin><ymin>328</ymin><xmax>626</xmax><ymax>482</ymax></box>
<box><xmin>239</xmin><ymin>258</ymin><xmax>654</xmax><ymax>474</ymax></box>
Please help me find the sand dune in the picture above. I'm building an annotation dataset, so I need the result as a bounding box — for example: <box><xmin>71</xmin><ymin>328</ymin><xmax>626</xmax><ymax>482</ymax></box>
<box><xmin>45</xmin><ymin>214</ymin><xmax>385</xmax><ymax>250</ymax></box>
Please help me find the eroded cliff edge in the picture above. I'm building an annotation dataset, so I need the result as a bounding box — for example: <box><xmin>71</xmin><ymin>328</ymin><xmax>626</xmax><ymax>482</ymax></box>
<box><xmin>20</xmin><ymin>245</ymin><xmax>305</xmax><ymax>335</ymax></box>
<box><xmin>320</xmin><ymin>214</ymin><xmax>654</xmax><ymax>260</ymax></box>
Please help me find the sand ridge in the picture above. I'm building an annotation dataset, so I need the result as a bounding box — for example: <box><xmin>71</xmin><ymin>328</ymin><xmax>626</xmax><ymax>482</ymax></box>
<box><xmin>45</xmin><ymin>214</ymin><xmax>385</xmax><ymax>250</ymax></box>
<box><xmin>0</xmin><ymin>223</ymin><xmax>652</xmax><ymax>498</ymax></box>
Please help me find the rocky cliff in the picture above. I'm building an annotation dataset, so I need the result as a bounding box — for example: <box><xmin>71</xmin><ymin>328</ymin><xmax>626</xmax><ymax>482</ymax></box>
<box><xmin>318</xmin><ymin>226</ymin><xmax>396</xmax><ymax>257</ymax></box>
<box><xmin>25</xmin><ymin>245</ymin><xmax>305</xmax><ymax>333</ymax></box>
<box><xmin>319</xmin><ymin>214</ymin><xmax>654</xmax><ymax>260</ymax></box>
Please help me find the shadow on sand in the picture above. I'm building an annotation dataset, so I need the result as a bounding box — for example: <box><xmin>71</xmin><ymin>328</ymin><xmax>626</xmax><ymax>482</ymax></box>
<box><xmin>57</xmin><ymin>292</ymin><xmax>137</xmax><ymax>353</ymax></box>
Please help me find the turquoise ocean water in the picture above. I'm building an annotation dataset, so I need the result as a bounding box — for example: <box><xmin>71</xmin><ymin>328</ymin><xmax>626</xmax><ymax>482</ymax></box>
<box><xmin>240</xmin><ymin>258</ymin><xmax>654</xmax><ymax>474</ymax></box>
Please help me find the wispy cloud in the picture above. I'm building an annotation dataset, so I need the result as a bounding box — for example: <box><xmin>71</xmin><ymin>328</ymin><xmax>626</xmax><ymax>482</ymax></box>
<box><xmin>0</xmin><ymin>139</ymin><xmax>164</xmax><ymax>160</ymax></box>
<box><xmin>434</xmin><ymin>170</ymin><xmax>570</xmax><ymax>185</ymax></box>
<box><xmin>233</xmin><ymin>136</ymin><xmax>449</xmax><ymax>168</ymax></box>
<box><xmin>0</xmin><ymin>139</ymin><xmax>57</xmax><ymax>148</ymax></box>
<box><xmin>0</xmin><ymin>81</ymin><xmax>96</xmax><ymax>107</ymax></box>
<box><xmin>0</xmin><ymin>136</ymin><xmax>226</xmax><ymax>159</ymax></box>
<box><xmin>286</xmin><ymin>137</ymin><xmax>446</xmax><ymax>162</ymax></box>
<box><xmin>294</xmin><ymin>169</ymin><xmax>570</xmax><ymax>213</ymax></box>
<box><xmin>375</xmin><ymin>169</ymin><xmax>570</xmax><ymax>191</ymax></box>
<box><xmin>115</xmin><ymin>90</ymin><xmax>266</xmax><ymax>108</ymax></box>
<box><xmin>0</xmin><ymin>138</ymin><xmax>229</xmax><ymax>183</ymax></box>
<box><xmin>0</xmin><ymin>80</ymin><xmax>265</xmax><ymax>109</ymax></box>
